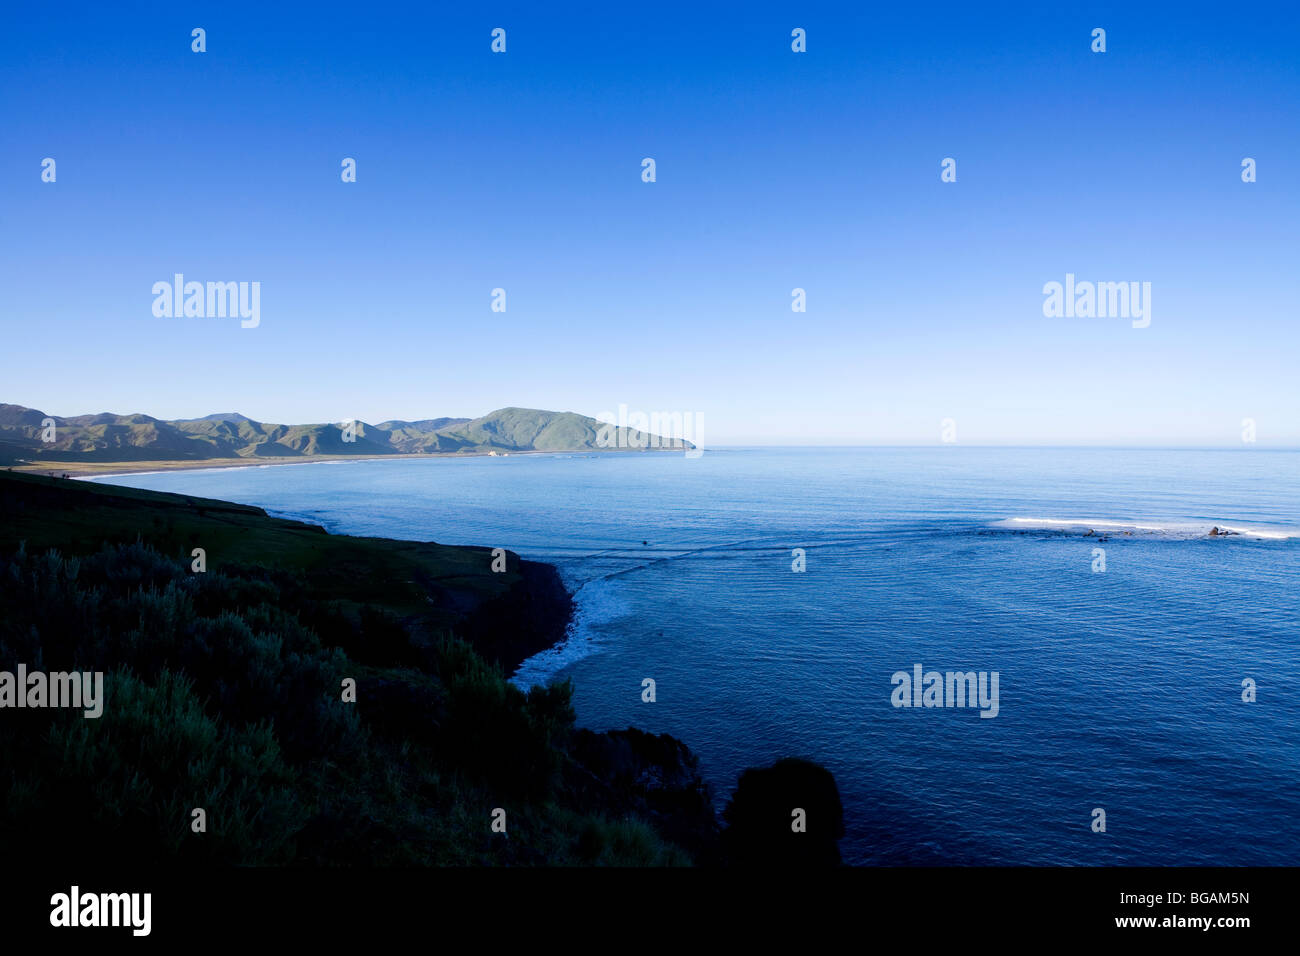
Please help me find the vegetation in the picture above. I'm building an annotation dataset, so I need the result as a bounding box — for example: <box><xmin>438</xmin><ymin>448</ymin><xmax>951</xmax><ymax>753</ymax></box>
<box><xmin>0</xmin><ymin>471</ymin><xmax>839</xmax><ymax>866</ymax></box>
<box><xmin>0</xmin><ymin>546</ymin><xmax>694</xmax><ymax>865</ymax></box>
<box><xmin>0</xmin><ymin>403</ymin><xmax>676</xmax><ymax>465</ymax></box>
<box><xmin>0</xmin><ymin>470</ymin><xmax>566</xmax><ymax>673</ymax></box>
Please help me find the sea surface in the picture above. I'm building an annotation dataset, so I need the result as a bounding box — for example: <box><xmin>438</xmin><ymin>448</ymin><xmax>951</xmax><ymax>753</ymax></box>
<box><xmin>92</xmin><ymin>447</ymin><xmax>1300</xmax><ymax>865</ymax></box>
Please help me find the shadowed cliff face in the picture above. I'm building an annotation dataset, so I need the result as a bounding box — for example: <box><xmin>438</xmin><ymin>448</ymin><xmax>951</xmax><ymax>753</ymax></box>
<box><xmin>460</xmin><ymin>561</ymin><xmax>575</xmax><ymax>675</ymax></box>
<box><xmin>566</xmin><ymin>727</ymin><xmax>722</xmax><ymax>862</ymax></box>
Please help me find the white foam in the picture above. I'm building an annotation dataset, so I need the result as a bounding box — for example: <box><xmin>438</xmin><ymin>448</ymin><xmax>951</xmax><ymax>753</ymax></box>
<box><xmin>1209</xmin><ymin>524</ymin><xmax>1298</xmax><ymax>540</ymax></box>
<box><xmin>509</xmin><ymin>576</ymin><xmax>632</xmax><ymax>689</ymax></box>
<box><xmin>1003</xmin><ymin>517</ymin><xmax>1177</xmax><ymax>532</ymax></box>
<box><xmin>80</xmin><ymin>456</ymin><xmax>402</xmax><ymax>481</ymax></box>
<box><xmin>77</xmin><ymin>471</ymin><xmax>171</xmax><ymax>480</ymax></box>
<box><xmin>997</xmin><ymin>517</ymin><xmax>1298</xmax><ymax>540</ymax></box>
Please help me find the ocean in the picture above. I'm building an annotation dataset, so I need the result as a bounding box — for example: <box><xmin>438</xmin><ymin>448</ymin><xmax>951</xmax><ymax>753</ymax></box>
<box><xmin>91</xmin><ymin>447</ymin><xmax>1300</xmax><ymax>865</ymax></box>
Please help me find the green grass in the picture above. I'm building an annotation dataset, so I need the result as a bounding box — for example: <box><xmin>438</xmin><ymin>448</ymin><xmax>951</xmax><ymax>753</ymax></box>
<box><xmin>0</xmin><ymin>470</ymin><xmax>533</xmax><ymax>657</ymax></box>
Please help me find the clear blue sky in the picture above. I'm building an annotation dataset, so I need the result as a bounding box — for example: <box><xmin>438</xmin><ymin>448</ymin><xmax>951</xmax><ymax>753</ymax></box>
<box><xmin>3</xmin><ymin>2</ymin><xmax>1297</xmax><ymax>446</ymax></box>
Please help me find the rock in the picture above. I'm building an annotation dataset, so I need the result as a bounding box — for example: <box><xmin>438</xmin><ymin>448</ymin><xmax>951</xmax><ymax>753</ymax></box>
<box><xmin>722</xmin><ymin>757</ymin><xmax>845</xmax><ymax>866</ymax></box>
<box><xmin>459</xmin><ymin>560</ymin><xmax>574</xmax><ymax>673</ymax></box>
<box><xmin>567</xmin><ymin>727</ymin><xmax>720</xmax><ymax>861</ymax></box>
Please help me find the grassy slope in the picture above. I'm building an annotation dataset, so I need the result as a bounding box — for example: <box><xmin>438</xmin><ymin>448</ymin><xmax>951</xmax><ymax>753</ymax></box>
<box><xmin>0</xmin><ymin>471</ymin><xmax>566</xmax><ymax>672</ymax></box>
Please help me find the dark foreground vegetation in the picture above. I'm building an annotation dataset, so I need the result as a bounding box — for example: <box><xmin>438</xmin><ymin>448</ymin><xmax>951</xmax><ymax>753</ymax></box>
<box><xmin>0</xmin><ymin>471</ymin><xmax>841</xmax><ymax>865</ymax></box>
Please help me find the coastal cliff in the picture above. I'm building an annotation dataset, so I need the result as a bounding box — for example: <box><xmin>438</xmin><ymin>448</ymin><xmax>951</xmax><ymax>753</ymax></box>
<box><xmin>0</xmin><ymin>471</ymin><xmax>839</xmax><ymax>866</ymax></box>
<box><xmin>0</xmin><ymin>470</ymin><xmax>571</xmax><ymax>673</ymax></box>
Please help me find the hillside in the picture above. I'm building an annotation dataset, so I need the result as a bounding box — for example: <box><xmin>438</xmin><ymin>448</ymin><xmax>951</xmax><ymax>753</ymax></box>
<box><xmin>0</xmin><ymin>471</ymin><xmax>713</xmax><ymax>865</ymax></box>
<box><xmin>0</xmin><ymin>472</ymin><xmax>843</xmax><ymax>867</ymax></box>
<box><xmin>0</xmin><ymin>403</ymin><xmax>690</xmax><ymax>465</ymax></box>
<box><xmin>0</xmin><ymin>470</ymin><xmax>569</xmax><ymax>673</ymax></box>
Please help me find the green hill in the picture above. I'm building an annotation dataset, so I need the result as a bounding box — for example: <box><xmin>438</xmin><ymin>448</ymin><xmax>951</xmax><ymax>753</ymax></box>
<box><xmin>0</xmin><ymin>403</ymin><xmax>687</xmax><ymax>465</ymax></box>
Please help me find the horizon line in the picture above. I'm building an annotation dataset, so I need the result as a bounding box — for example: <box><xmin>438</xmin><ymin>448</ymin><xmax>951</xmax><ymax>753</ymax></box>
<box><xmin>6</xmin><ymin>402</ymin><xmax>1296</xmax><ymax>451</ymax></box>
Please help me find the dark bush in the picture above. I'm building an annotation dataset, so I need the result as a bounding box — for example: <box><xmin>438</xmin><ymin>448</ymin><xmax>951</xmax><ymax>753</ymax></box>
<box><xmin>722</xmin><ymin>757</ymin><xmax>845</xmax><ymax>866</ymax></box>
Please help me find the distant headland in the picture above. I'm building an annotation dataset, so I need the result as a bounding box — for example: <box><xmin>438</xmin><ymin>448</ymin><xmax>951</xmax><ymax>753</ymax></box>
<box><xmin>0</xmin><ymin>404</ymin><xmax>692</xmax><ymax>476</ymax></box>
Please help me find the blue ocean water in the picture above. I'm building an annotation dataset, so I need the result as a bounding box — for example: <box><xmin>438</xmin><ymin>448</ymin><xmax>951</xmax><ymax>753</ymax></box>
<box><xmin>93</xmin><ymin>447</ymin><xmax>1300</xmax><ymax>865</ymax></box>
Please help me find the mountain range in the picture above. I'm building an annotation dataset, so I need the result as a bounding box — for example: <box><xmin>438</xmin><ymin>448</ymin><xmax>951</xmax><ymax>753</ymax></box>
<box><xmin>0</xmin><ymin>404</ymin><xmax>685</xmax><ymax>464</ymax></box>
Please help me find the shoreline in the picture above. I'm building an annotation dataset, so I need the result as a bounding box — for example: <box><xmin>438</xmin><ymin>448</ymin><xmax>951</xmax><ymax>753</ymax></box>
<box><xmin>9</xmin><ymin>447</ymin><xmax>664</xmax><ymax>480</ymax></box>
<box><xmin>0</xmin><ymin>469</ymin><xmax>735</xmax><ymax>866</ymax></box>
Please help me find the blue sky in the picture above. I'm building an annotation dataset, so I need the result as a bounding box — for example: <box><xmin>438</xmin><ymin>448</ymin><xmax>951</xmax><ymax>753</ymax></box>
<box><xmin>2</xmin><ymin>2</ymin><xmax>1297</xmax><ymax>445</ymax></box>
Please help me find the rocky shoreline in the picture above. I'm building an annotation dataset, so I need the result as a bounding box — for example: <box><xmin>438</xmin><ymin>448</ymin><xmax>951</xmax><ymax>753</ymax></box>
<box><xmin>0</xmin><ymin>471</ymin><xmax>844</xmax><ymax>866</ymax></box>
<box><xmin>460</xmin><ymin>560</ymin><xmax>575</xmax><ymax>675</ymax></box>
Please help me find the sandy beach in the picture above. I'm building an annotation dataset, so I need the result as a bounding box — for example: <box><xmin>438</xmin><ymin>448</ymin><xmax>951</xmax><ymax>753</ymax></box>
<box><xmin>9</xmin><ymin>451</ymin><xmax>498</xmax><ymax>480</ymax></box>
<box><xmin>6</xmin><ymin>447</ymin><xmax>650</xmax><ymax>480</ymax></box>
